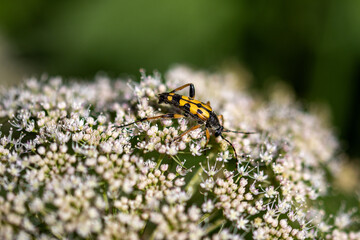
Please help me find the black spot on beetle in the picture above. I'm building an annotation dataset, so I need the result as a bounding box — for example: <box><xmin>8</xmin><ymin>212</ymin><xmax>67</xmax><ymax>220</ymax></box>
<box><xmin>183</xmin><ymin>103</ymin><xmax>191</xmax><ymax>111</ymax></box>
<box><xmin>172</xmin><ymin>94</ymin><xmax>181</xmax><ymax>103</ymax></box>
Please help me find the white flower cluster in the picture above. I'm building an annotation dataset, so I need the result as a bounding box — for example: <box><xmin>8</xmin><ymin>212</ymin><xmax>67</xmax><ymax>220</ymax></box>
<box><xmin>0</xmin><ymin>67</ymin><xmax>359</xmax><ymax>239</ymax></box>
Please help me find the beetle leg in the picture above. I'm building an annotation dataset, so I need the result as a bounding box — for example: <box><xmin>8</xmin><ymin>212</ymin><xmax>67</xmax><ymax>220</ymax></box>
<box><xmin>172</xmin><ymin>124</ymin><xmax>201</xmax><ymax>142</ymax></box>
<box><xmin>115</xmin><ymin>113</ymin><xmax>185</xmax><ymax>128</ymax></box>
<box><xmin>205</xmin><ymin>128</ymin><xmax>210</xmax><ymax>146</ymax></box>
<box><xmin>218</xmin><ymin>114</ymin><xmax>224</xmax><ymax>126</ymax></box>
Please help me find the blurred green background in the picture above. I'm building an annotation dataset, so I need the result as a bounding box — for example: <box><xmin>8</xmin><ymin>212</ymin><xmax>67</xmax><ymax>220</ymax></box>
<box><xmin>0</xmin><ymin>0</ymin><xmax>359</xmax><ymax>160</ymax></box>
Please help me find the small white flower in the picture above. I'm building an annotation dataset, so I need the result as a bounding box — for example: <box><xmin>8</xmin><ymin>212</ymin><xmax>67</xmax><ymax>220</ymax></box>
<box><xmin>245</xmin><ymin>193</ymin><xmax>253</xmax><ymax>200</ymax></box>
<box><xmin>202</xmin><ymin>199</ymin><xmax>214</xmax><ymax>213</ymax></box>
<box><xmin>87</xmin><ymin>117</ymin><xmax>95</xmax><ymax>125</ymax></box>
<box><xmin>335</xmin><ymin>213</ymin><xmax>352</xmax><ymax>229</ymax></box>
<box><xmin>37</xmin><ymin>146</ymin><xmax>46</xmax><ymax>155</ymax></box>
<box><xmin>30</xmin><ymin>198</ymin><xmax>44</xmax><ymax>212</ymax></box>
<box><xmin>253</xmin><ymin>228</ymin><xmax>267</xmax><ymax>240</ymax></box>
<box><xmin>188</xmin><ymin>205</ymin><xmax>201</xmax><ymax>222</ymax></box>
<box><xmin>85</xmin><ymin>158</ymin><xmax>96</xmax><ymax>166</ymax></box>
<box><xmin>200</xmin><ymin>178</ymin><xmax>215</xmax><ymax>190</ymax></box>
<box><xmin>7</xmin><ymin>165</ymin><xmax>20</xmax><ymax>177</ymax></box>
<box><xmin>253</xmin><ymin>170</ymin><xmax>267</xmax><ymax>182</ymax></box>
<box><xmin>190</xmin><ymin>143</ymin><xmax>202</xmax><ymax>156</ymax></box>
<box><xmin>237</xmin><ymin>217</ymin><xmax>249</xmax><ymax>230</ymax></box>
<box><xmin>189</xmin><ymin>128</ymin><xmax>202</xmax><ymax>139</ymax></box>
<box><xmin>99</xmin><ymin>142</ymin><xmax>112</xmax><ymax>153</ymax></box>
<box><xmin>264</xmin><ymin>186</ymin><xmax>277</xmax><ymax>198</ymax></box>
<box><xmin>97</xmin><ymin>115</ymin><xmax>106</xmax><ymax>124</ymax></box>
<box><xmin>147</xmin><ymin>125</ymin><xmax>158</xmax><ymax>136</ymax></box>
<box><xmin>57</xmin><ymin>101</ymin><xmax>66</xmax><ymax>110</ymax></box>
<box><xmin>272</xmin><ymin>163</ymin><xmax>284</xmax><ymax>174</ymax></box>
<box><xmin>167</xmin><ymin>144</ymin><xmax>178</xmax><ymax>155</ymax></box>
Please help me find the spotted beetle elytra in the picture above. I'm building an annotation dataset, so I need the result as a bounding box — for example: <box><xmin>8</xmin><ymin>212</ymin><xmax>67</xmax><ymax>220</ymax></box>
<box><xmin>115</xmin><ymin>83</ymin><xmax>255</xmax><ymax>159</ymax></box>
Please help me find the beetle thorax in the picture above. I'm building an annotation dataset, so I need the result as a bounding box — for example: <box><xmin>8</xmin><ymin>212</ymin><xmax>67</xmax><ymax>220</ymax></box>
<box><xmin>207</xmin><ymin>112</ymin><xmax>223</xmax><ymax>136</ymax></box>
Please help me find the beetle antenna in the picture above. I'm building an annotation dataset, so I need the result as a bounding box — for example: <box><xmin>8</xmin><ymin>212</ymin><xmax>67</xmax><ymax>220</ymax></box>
<box><xmin>220</xmin><ymin>135</ymin><xmax>238</xmax><ymax>159</ymax></box>
<box><xmin>222</xmin><ymin>129</ymin><xmax>256</xmax><ymax>134</ymax></box>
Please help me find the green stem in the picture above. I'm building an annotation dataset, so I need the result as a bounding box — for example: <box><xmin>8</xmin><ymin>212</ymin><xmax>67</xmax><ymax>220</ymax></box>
<box><xmin>185</xmin><ymin>165</ymin><xmax>203</xmax><ymax>192</ymax></box>
<box><xmin>155</xmin><ymin>154</ymin><xmax>165</xmax><ymax>169</ymax></box>
<box><xmin>205</xmin><ymin>219</ymin><xmax>226</xmax><ymax>234</ymax></box>
<box><xmin>170</xmin><ymin>155</ymin><xmax>187</xmax><ymax>169</ymax></box>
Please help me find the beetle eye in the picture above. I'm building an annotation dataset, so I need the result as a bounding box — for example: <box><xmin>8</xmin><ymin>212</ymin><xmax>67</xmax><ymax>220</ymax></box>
<box><xmin>158</xmin><ymin>94</ymin><xmax>165</xmax><ymax>104</ymax></box>
<box><xmin>214</xmin><ymin>129</ymin><xmax>221</xmax><ymax>137</ymax></box>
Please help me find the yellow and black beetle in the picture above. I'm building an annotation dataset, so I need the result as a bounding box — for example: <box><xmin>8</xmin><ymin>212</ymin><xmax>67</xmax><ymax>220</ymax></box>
<box><xmin>116</xmin><ymin>83</ymin><xmax>255</xmax><ymax>159</ymax></box>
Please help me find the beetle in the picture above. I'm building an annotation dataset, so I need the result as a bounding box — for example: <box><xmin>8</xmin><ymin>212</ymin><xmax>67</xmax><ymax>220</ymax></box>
<box><xmin>115</xmin><ymin>83</ymin><xmax>255</xmax><ymax>159</ymax></box>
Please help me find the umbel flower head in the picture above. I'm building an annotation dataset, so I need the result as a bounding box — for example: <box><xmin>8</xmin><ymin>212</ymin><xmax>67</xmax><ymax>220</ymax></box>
<box><xmin>0</xmin><ymin>66</ymin><xmax>359</xmax><ymax>239</ymax></box>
